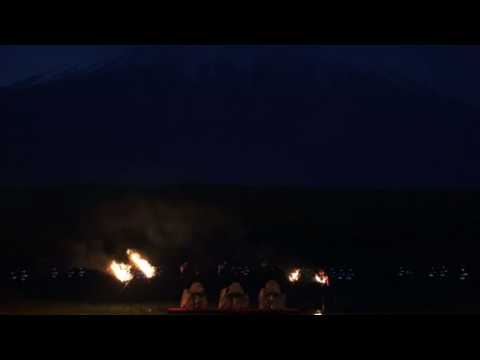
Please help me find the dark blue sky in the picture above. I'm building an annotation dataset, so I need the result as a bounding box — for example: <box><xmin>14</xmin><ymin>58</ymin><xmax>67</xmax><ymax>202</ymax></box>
<box><xmin>0</xmin><ymin>45</ymin><xmax>127</xmax><ymax>85</ymax></box>
<box><xmin>2</xmin><ymin>45</ymin><xmax>480</xmax><ymax>106</ymax></box>
<box><xmin>2</xmin><ymin>45</ymin><xmax>480</xmax><ymax>187</ymax></box>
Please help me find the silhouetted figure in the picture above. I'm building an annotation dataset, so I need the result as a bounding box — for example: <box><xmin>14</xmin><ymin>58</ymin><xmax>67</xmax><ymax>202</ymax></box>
<box><xmin>218</xmin><ymin>282</ymin><xmax>250</xmax><ymax>310</ymax></box>
<box><xmin>258</xmin><ymin>280</ymin><xmax>286</xmax><ymax>310</ymax></box>
<box><xmin>180</xmin><ymin>282</ymin><xmax>208</xmax><ymax>310</ymax></box>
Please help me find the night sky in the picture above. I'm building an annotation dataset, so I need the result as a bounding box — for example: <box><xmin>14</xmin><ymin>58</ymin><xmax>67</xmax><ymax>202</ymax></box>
<box><xmin>2</xmin><ymin>45</ymin><xmax>480</xmax><ymax>106</ymax></box>
<box><xmin>2</xmin><ymin>45</ymin><xmax>480</xmax><ymax>187</ymax></box>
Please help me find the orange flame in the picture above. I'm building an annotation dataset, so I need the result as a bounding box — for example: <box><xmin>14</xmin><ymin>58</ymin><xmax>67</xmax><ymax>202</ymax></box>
<box><xmin>127</xmin><ymin>249</ymin><xmax>156</xmax><ymax>279</ymax></box>
<box><xmin>315</xmin><ymin>273</ymin><xmax>329</xmax><ymax>285</ymax></box>
<box><xmin>288</xmin><ymin>268</ymin><xmax>301</xmax><ymax>283</ymax></box>
<box><xmin>109</xmin><ymin>261</ymin><xmax>133</xmax><ymax>283</ymax></box>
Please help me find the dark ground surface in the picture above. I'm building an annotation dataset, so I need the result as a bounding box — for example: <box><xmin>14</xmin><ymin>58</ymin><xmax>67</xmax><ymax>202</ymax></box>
<box><xmin>0</xmin><ymin>301</ymin><xmax>176</xmax><ymax>315</ymax></box>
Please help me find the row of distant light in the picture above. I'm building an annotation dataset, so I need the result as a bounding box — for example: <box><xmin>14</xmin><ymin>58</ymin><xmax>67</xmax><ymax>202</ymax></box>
<box><xmin>328</xmin><ymin>268</ymin><xmax>355</xmax><ymax>281</ymax></box>
<box><xmin>9</xmin><ymin>267</ymin><xmax>162</xmax><ymax>281</ymax></box>
<box><xmin>398</xmin><ymin>266</ymin><xmax>470</xmax><ymax>280</ymax></box>
<box><xmin>9</xmin><ymin>269</ymin><xmax>30</xmax><ymax>281</ymax></box>
<box><xmin>6</xmin><ymin>266</ymin><xmax>472</xmax><ymax>281</ymax></box>
<box><xmin>230</xmin><ymin>266</ymin><xmax>251</xmax><ymax>277</ymax></box>
<box><xmin>8</xmin><ymin>268</ymin><xmax>86</xmax><ymax>281</ymax></box>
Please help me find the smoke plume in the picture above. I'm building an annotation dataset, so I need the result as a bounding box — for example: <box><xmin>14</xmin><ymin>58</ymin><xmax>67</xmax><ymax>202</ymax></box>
<box><xmin>70</xmin><ymin>195</ymin><xmax>245</xmax><ymax>271</ymax></box>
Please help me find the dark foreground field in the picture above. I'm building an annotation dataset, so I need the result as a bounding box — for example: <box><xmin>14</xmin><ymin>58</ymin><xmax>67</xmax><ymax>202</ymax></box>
<box><xmin>2</xmin><ymin>300</ymin><xmax>480</xmax><ymax>315</ymax></box>
<box><xmin>0</xmin><ymin>301</ymin><xmax>177</xmax><ymax>315</ymax></box>
<box><xmin>0</xmin><ymin>301</ymin><xmax>310</xmax><ymax>315</ymax></box>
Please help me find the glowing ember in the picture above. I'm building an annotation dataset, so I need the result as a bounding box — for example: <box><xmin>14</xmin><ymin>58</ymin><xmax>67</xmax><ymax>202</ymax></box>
<box><xmin>109</xmin><ymin>261</ymin><xmax>133</xmax><ymax>283</ymax></box>
<box><xmin>127</xmin><ymin>249</ymin><xmax>156</xmax><ymax>278</ymax></box>
<box><xmin>288</xmin><ymin>268</ymin><xmax>301</xmax><ymax>283</ymax></box>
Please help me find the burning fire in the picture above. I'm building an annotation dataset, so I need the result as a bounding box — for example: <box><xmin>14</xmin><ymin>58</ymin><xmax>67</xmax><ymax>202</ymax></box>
<box><xmin>288</xmin><ymin>268</ymin><xmax>301</xmax><ymax>283</ymax></box>
<box><xmin>315</xmin><ymin>273</ymin><xmax>329</xmax><ymax>286</ymax></box>
<box><xmin>109</xmin><ymin>261</ymin><xmax>133</xmax><ymax>283</ymax></box>
<box><xmin>127</xmin><ymin>249</ymin><xmax>156</xmax><ymax>279</ymax></box>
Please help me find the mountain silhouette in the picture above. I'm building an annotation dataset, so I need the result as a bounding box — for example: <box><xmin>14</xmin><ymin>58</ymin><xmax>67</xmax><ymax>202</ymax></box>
<box><xmin>2</xmin><ymin>46</ymin><xmax>479</xmax><ymax>186</ymax></box>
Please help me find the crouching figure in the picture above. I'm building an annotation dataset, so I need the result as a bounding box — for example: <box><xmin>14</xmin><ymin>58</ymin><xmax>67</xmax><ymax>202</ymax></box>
<box><xmin>180</xmin><ymin>282</ymin><xmax>208</xmax><ymax>310</ymax></box>
<box><xmin>258</xmin><ymin>280</ymin><xmax>286</xmax><ymax>310</ymax></box>
<box><xmin>218</xmin><ymin>282</ymin><xmax>250</xmax><ymax>311</ymax></box>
